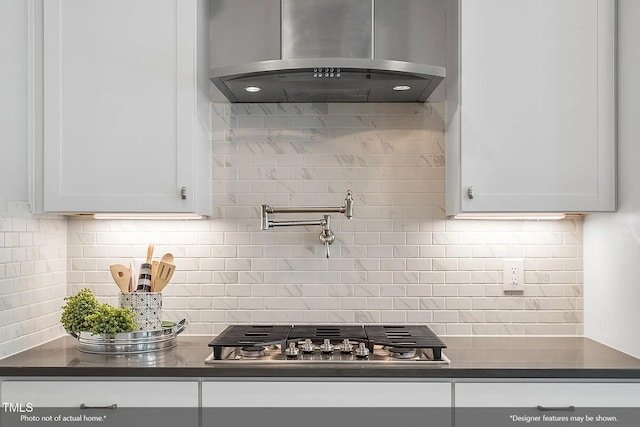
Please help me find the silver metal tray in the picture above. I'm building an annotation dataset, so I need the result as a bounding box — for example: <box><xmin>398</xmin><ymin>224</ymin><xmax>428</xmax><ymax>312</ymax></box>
<box><xmin>68</xmin><ymin>319</ymin><xmax>187</xmax><ymax>355</ymax></box>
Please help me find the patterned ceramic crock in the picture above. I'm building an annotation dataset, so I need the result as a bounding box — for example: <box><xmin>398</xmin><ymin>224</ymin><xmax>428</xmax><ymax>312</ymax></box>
<box><xmin>119</xmin><ymin>292</ymin><xmax>162</xmax><ymax>331</ymax></box>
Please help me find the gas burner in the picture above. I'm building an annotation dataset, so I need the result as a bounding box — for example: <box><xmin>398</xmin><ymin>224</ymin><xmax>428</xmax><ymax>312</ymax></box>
<box><xmin>388</xmin><ymin>347</ymin><xmax>417</xmax><ymax>359</ymax></box>
<box><xmin>240</xmin><ymin>346</ymin><xmax>265</xmax><ymax>358</ymax></box>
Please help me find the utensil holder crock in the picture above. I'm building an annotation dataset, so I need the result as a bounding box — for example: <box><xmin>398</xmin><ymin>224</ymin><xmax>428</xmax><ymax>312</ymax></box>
<box><xmin>119</xmin><ymin>292</ymin><xmax>162</xmax><ymax>331</ymax></box>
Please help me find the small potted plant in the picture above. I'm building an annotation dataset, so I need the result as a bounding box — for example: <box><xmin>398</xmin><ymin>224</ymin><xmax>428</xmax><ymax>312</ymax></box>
<box><xmin>61</xmin><ymin>288</ymin><xmax>137</xmax><ymax>337</ymax></box>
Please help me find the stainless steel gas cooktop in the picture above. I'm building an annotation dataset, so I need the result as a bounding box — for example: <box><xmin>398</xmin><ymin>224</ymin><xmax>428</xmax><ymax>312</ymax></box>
<box><xmin>205</xmin><ymin>324</ymin><xmax>449</xmax><ymax>366</ymax></box>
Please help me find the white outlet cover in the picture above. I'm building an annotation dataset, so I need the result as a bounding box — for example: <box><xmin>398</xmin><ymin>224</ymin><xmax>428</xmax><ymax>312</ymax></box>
<box><xmin>503</xmin><ymin>258</ymin><xmax>524</xmax><ymax>292</ymax></box>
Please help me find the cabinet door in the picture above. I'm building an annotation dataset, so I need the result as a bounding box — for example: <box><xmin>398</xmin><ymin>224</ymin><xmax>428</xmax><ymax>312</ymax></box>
<box><xmin>42</xmin><ymin>0</ymin><xmax>204</xmax><ymax>213</ymax></box>
<box><xmin>453</xmin><ymin>0</ymin><xmax>615</xmax><ymax>213</ymax></box>
<box><xmin>455</xmin><ymin>382</ymin><xmax>640</xmax><ymax>427</ymax></box>
<box><xmin>0</xmin><ymin>380</ymin><xmax>198</xmax><ymax>427</ymax></box>
<box><xmin>202</xmin><ymin>381</ymin><xmax>451</xmax><ymax>426</ymax></box>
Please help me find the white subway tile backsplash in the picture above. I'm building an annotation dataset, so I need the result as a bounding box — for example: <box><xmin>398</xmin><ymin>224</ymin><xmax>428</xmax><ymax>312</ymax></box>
<box><xmin>0</xmin><ymin>101</ymin><xmax>570</xmax><ymax>352</ymax></box>
<box><xmin>551</xmin><ymin>246</ymin><xmax>579</xmax><ymax>258</ymax></box>
<box><xmin>550</xmin><ymin>271</ymin><xmax>579</xmax><ymax>284</ymax></box>
<box><xmin>0</xmin><ymin>202</ymin><xmax>66</xmax><ymax>358</ymax></box>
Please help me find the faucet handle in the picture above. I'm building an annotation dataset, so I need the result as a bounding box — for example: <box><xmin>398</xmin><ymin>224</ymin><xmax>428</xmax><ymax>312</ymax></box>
<box><xmin>344</xmin><ymin>190</ymin><xmax>354</xmax><ymax>219</ymax></box>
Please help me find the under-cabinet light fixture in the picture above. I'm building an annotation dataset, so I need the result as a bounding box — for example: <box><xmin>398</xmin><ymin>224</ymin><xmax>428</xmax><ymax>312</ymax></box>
<box><xmin>452</xmin><ymin>213</ymin><xmax>567</xmax><ymax>221</ymax></box>
<box><xmin>91</xmin><ymin>213</ymin><xmax>206</xmax><ymax>220</ymax></box>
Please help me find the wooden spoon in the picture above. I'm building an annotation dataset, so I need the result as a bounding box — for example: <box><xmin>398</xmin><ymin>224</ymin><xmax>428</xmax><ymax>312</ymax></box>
<box><xmin>129</xmin><ymin>262</ymin><xmax>136</xmax><ymax>292</ymax></box>
<box><xmin>109</xmin><ymin>264</ymin><xmax>131</xmax><ymax>293</ymax></box>
<box><xmin>146</xmin><ymin>243</ymin><xmax>154</xmax><ymax>264</ymax></box>
<box><xmin>155</xmin><ymin>261</ymin><xmax>175</xmax><ymax>292</ymax></box>
<box><xmin>151</xmin><ymin>260</ymin><xmax>159</xmax><ymax>291</ymax></box>
<box><xmin>155</xmin><ymin>253</ymin><xmax>175</xmax><ymax>291</ymax></box>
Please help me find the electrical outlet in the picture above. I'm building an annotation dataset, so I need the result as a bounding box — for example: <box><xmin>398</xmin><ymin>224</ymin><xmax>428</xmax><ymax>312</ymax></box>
<box><xmin>503</xmin><ymin>259</ymin><xmax>524</xmax><ymax>292</ymax></box>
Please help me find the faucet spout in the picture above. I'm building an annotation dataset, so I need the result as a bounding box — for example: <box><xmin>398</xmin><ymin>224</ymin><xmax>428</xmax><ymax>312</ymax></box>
<box><xmin>319</xmin><ymin>215</ymin><xmax>335</xmax><ymax>258</ymax></box>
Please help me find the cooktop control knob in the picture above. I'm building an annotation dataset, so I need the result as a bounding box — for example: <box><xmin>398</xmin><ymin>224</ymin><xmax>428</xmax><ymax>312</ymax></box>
<box><xmin>355</xmin><ymin>342</ymin><xmax>369</xmax><ymax>358</ymax></box>
<box><xmin>302</xmin><ymin>339</ymin><xmax>315</xmax><ymax>353</ymax></box>
<box><xmin>285</xmin><ymin>342</ymin><xmax>299</xmax><ymax>358</ymax></box>
<box><xmin>320</xmin><ymin>339</ymin><xmax>334</xmax><ymax>353</ymax></box>
<box><xmin>340</xmin><ymin>339</ymin><xmax>354</xmax><ymax>353</ymax></box>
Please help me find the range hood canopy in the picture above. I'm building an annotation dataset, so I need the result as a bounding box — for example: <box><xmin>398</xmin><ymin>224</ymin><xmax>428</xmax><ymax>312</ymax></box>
<box><xmin>209</xmin><ymin>0</ymin><xmax>446</xmax><ymax>103</ymax></box>
<box><xmin>210</xmin><ymin>58</ymin><xmax>445</xmax><ymax>103</ymax></box>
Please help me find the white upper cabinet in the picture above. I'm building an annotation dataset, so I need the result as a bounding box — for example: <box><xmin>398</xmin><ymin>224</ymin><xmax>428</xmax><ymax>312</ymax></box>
<box><xmin>38</xmin><ymin>0</ymin><xmax>211</xmax><ymax>215</ymax></box>
<box><xmin>446</xmin><ymin>0</ymin><xmax>616</xmax><ymax>214</ymax></box>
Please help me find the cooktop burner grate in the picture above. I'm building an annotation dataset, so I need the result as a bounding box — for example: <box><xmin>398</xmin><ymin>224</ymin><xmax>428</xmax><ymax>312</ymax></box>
<box><xmin>207</xmin><ymin>324</ymin><xmax>447</xmax><ymax>362</ymax></box>
<box><xmin>287</xmin><ymin>325</ymin><xmax>368</xmax><ymax>341</ymax></box>
<box><xmin>208</xmin><ymin>325</ymin><xmax>291</xmax><ymax>359</ymax></box>
<box><xmin>364</xmin><ymin>325</ymin><xmax>446</xmax><ymax>359</ymax></box>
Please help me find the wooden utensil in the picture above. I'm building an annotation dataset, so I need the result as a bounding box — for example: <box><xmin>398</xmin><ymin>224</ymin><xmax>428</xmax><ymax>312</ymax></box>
<box><xmin>109</xmin><ymin>264</ymin><xmax>131</xmax><ymax>293</ymax></box>
<box><xmin>161</xmin><ymin>253</ymin><xmax>174</xmax><ymax>264</ymax></box>
<box><xmin>129</xmin><ymin>261</ymin><xmax>136</xmax><ymax>292</ymax></box>
<box><xmin>151</xmin><ymin>260</ymin><xmax>159</xmax><ymax>291</ymax></box>
<box><xmin>146</xmin><ymin>243</ymin><xmax>154</xmax><ymax>263</ymax></box>
<box><xmin>155</xmin><ymin>261</ymin><xmax>175</xmax><ymax>292</ymax></box>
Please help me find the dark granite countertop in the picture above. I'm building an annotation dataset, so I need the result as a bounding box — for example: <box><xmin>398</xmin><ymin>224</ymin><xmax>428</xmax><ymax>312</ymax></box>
<box><xmin>1</xmin><ymin>335</ymin><xmax>640</xmax><ymax>379</ymax></box>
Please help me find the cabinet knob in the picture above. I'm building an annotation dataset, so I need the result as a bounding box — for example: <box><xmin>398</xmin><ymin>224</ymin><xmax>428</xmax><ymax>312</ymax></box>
<box><xmin>467</xmin><ymin>186</ymin><xmax>475</xmax><ymax>199</ymax></box>
<box><xmin>180</xmin><ymin>187</ymin><xmax>187</xmax><ymax>200</ymax></box>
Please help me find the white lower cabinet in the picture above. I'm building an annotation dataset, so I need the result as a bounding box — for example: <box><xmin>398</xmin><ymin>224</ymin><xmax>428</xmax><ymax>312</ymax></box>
<box><xmin>201</xmin><ymin>380</ymin><xmax>451</xmax><ymax>427</ymax></box>
<box><xmin>0</xmin><ymin>380</ymin><xmax>199</xmax><ymax>427</ymax></box>
<box><xmin>455</xmin><ymin>382</ymin><xmax>640</xmax><ymax>427</ymax></box>
<box><xmin>5</xmin><ymin>378</ymin><xmax>639</xmax><ymax>427</ymax></box>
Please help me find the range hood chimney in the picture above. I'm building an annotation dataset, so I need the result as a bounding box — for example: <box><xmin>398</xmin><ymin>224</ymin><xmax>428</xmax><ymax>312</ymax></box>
<box><xmin>209</xmin><ymin>0</ymin><xmax>446</xmax><ymax>103</ymax></box>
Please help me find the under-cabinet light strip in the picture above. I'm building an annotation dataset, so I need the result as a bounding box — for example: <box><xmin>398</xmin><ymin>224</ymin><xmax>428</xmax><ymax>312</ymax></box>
<box><xmin>453</xmin><ymin>213</ymin><xmax>568</xmax><ymax>221</ymax></box>
<box><xmin>91</xmin><ymin>213</ymin><xmax>205</xmax><ymax>220</ymax></box>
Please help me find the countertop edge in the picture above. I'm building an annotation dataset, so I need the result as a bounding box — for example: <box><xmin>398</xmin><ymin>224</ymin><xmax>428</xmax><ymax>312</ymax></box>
<box><xmin>3</xmin><ymin>336</ymin><xmax>640</xmax><ymax>379</ymax></box>
<box><xmin>2</xmin><ymin>367</ymin><xmax>640</xmax><ymax>379</ymax></box>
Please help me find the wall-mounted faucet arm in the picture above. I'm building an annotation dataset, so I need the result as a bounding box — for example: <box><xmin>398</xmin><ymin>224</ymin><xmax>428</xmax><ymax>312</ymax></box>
<box><xmin>264</xmin><ymin>206</ymin><xmax>343</xmax><ymax>214</ymax></box>
<box><xmin>267</xmin><ymin>219</ymin><xmax>324</xmax><ymax>228</ymax></box>
<box><xmin>263</xmin><ymin>190</ymin><xmax>353</xmax><ymax>217</ymax></box>
<box><xmin>260</xmin><ymin>190</ymin><xmax>354</xmax><ymax>230</ymax></box>
<box><xmin>259</xmin><ymin>191</ymin><xmax>353</xmax><ymax>258</ymax></box>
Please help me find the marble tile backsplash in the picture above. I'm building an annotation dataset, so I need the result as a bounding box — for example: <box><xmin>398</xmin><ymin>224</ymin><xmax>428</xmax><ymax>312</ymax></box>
<box><xmin>67</xmin><ymin>102</ymin><xmax>583</xmax><ymax>337</ymax></box>
<box><xmin>0</xmin><ymin>201</ymin><xmax>67</xmax><ymax>358</ymax></box>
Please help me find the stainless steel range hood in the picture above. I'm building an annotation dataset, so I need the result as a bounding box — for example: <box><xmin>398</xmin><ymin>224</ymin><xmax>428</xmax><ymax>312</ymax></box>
<box><xmin>209</xmin><ymin>0</ymin><xmax>446</xmax><ymax>103</ymax></box>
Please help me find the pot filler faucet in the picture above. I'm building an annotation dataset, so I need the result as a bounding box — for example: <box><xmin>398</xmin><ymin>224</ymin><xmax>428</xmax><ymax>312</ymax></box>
<box><xmin>260</xmin><ymin>191</ymin><xmax>354</xmax><ymax>258</ymax></box>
